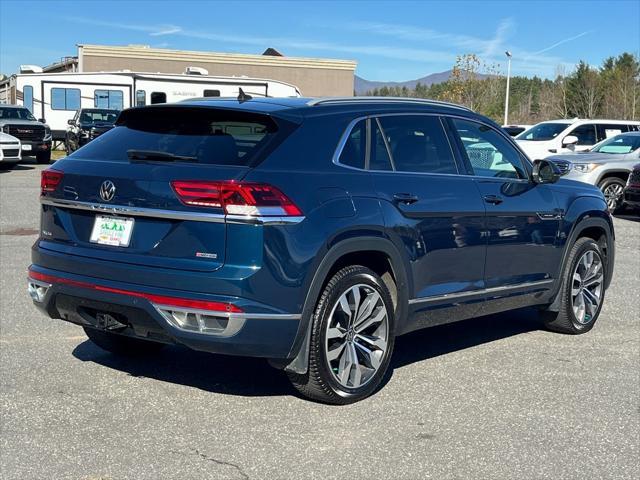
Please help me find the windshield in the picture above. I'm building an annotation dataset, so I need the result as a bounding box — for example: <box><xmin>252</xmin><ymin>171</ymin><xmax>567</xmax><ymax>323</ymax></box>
<box><xmin>592</xmin><ymin>134</ymin><xmax>640</xmax><ymax>154</ymax></box>
<box><xmin>0</xmin><ymin>107</ymin><xmax>36</xmax><ymax>121</ymax></box>
<box><xmin>71</xmin><ymin>106</ymin><xmax>293</xmax><ymax>166</ymax></box>
<box><xmin>517</xmin><ymin>122</ymin><xmax>569</xmax><ymax>141</ymax></box>
<box><xmin>79</xmin><ymin>109</ymin><xmax>120</xmax><ymax>125</ymax></box>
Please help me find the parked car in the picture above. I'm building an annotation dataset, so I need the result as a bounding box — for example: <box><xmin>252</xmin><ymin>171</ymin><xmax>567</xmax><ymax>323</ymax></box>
<box><xmin>65</xmin><ymin>108</ymin><xmax>120</xmax><ymax>154</ymax></box>
<box><xmin>502</xmin><ymin>124</ymin><xmax>532</xmax><ymax>137</ymax></box>
<box><xmin>29</xmin><ymin>97</ymin><xmax>615</xmax><ymax>404</ymax></box>
<box><xmin>0</xmin><ymin>131</ymin><xmax>21</xmax><ymax>168</ymax></box>
<box><xmin>0</xmin><ymin>104</ymin><xmax>52</xmax><ymax>163</ymax></box>
<box><xmin>623</xmin><ymin>163</ymin><xmax>640</xmax><ymax>211</ymax></box>
<box><xmin>548</xmin><ymin>132</ymin><xmax>640</xmax><ymax>211</ymax></box>
<box><xmin>516</xmin><ymin>119</ymin><xmax>640</xmax><ymax>160</ymax></box>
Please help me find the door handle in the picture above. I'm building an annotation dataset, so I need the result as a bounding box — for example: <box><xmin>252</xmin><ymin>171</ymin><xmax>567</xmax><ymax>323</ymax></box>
<box><xmin>393</xmin><ymin>193</ymin><xmax>419</xmax><ymax>205</ymax></box>
<box><xmin>483</xmin><ymin>195</ymin><xmax>503</xmax><ymax>205</ymax></box>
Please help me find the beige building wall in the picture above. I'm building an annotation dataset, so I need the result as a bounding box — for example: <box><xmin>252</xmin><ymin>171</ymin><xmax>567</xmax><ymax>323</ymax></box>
<box><xmin>78</xmin><ymin>45</ymin><xmax>357</xmax><ymax>97</ymax></box>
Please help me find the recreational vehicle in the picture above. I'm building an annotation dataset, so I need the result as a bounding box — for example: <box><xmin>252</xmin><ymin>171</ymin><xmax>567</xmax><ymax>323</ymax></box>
<box><xmin>0</xmin><ymin>71</ymin><xmax>301</xmax><ymax>140</ymax></box>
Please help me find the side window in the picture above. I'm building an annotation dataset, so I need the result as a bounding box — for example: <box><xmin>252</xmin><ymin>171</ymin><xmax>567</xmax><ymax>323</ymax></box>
<box><xmin>136</xmin><ymin>90</ymin><xmax>146</xmax><ymax>106</ymax></box>
<box><xmin>377</xmin><ymin>115</ymin><xmax>457</xmax><ymax>174</ymax></box>
<box><xmin>150</xmin><ymin>92</ymin><xmax>167</xmax><ymax>104</ymax></box>
<box><xmin>51</xmin><ymin>88</ymin><xmax>80</xmax><ymax>110</ymax></box>
<box><xmin>597</xmin><ymin>124</ymin><xmax>625</xmax><ymax>142</ymax></box>
<box><xmin>370</xmin><ymin>120</ymin><xmax>393</xmax><ymax>171</ymax></box>
<box><xmin>204</xmin><ymin>89</ymin><xmax>221</xmax><ymax>97</ymax></box>
<box><xmin>338</xmin><ymin>119</ymin><xmax>366</xmax><ymax>169</ymax></box>
<box><xmin>451</xmin><ymin>118</ymin><xmax>526</xmax><ymax>179</ymax></box>
<box><xmin>23</xmin><ymin>86</ymin><xmax>33</xmax><ymax>113</ymax></box>
<box><xmin>94</xmin><ymin>90</ymin><xmax>123</xmax><ymax>110</ymax></box>
<box><xmin>569</xmin><ymin>124</ymin><xmax>597</xmax><ymax>145</ymax></box>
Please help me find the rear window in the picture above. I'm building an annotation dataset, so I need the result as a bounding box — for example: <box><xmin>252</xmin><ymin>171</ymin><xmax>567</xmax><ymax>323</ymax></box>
<box><xmin>70</xmin><ymin>107</ymin><xmax>289</xmax><ymax>166</ymax></box>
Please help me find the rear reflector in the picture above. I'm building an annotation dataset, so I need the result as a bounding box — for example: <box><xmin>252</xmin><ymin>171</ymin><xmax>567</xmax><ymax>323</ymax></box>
<box><xmin>171</xmin><ymin>181</ymin><xmax>302</xmax><ymax>216</ymax></box>
<box><xmin>41</xmin><ymin>169</ymin><xmax>63</xmax><ymax>193</ymax></box>
<box><xmin>27</xmin><ymin>269</ymin><xmax>243</xmax><ymax>313</ymax></box>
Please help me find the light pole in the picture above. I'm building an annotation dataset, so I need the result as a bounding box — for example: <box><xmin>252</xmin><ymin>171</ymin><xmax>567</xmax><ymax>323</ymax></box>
<box><xmin>504</xmin><ymin>50</ymin><xmax>512</xmax><ymax>126</ymax></box>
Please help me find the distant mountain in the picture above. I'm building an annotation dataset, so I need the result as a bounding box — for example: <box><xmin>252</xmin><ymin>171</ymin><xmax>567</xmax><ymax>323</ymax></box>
<box><xmin>354</xmin><ymin>69</ymin><xmax>488</xmax><ymax>95</ymax></box>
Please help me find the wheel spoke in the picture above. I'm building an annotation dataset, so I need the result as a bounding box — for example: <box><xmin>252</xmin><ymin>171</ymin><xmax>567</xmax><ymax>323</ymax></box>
<box><xmin>354</xmin><ymin>306</ymin><xmax>386</xmax><ymax>334</ymax></box>
<box><xmin>327</xmin><ymin>327</ymin><xmax>346</xmax><ymax>340</ymax></box>
<box><xmin>573</xmin><ymin>292</ymin><xmax>586</xmax><ymax>323</ymax></box>
<box><xmin>338</xmin><ymin>293</ymin><xmax>352</xmax><ymax>321</ymax></box>
<box><xmin>350</xmin><ymin>287</ymin><xmax>361</xmax><ymax>327</ymax></box>
<box><xmin>355</xmin><ymin>291</ymin><xmax>380</xmax><ymax>325</ymax></box>
<box><xmin>327</xmin><ymin>341</ymin><xmax>347</xmax><ymax>362</ymax></box>
<box><xmin>354</xmin><ymin>336</ymin><xmax>385</xmax><ymax>370</ymax></box>
<box><xmin>582</xmin><ymin>287</ymin><xmax>600</xmax><ymax>309</ymax></box>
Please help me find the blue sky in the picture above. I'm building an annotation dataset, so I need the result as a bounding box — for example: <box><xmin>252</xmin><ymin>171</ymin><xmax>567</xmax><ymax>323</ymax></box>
<box><xmin>1</xmin><ymin>0</ymin><xmax>638</xmax><ymax>81</ymax></box>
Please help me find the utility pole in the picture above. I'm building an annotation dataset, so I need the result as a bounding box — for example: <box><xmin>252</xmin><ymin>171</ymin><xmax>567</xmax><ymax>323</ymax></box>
<box><xmin>504</xmin><ymin>51</ymin><xmax>512</xmax><ymax>126</ymax></box>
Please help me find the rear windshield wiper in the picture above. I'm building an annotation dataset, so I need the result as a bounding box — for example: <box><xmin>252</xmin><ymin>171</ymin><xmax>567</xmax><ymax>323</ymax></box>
<box><xmin>127</xmin><ymin>150</ymin><xmax>197</xmax><ymax>163</ymax></box>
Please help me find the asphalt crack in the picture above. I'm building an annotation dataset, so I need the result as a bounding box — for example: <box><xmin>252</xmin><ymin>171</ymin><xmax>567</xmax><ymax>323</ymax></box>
<box><xmin>171</xmin><ymin>448</ymin><xmax>249</xmax><ymax>480</ymax></box>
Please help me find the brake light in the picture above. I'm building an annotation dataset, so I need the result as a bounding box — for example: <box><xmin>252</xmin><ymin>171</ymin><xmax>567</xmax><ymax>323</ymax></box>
<box><xmin>171</xmin><ymin>181</ymin><xmax>302</xmax><ymax>216</ymax></box>
<box><xmin>41</xmin><ymin>169</ymin><xmax>63</xmax><ymax>194</ymax></box>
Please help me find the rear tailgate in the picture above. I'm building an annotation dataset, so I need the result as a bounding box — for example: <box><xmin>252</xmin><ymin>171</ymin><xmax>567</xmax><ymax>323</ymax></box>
<box><xmin>39</xmin><ymin>105</ymin><xmax>295</xmax><ymax>274</ymax></box>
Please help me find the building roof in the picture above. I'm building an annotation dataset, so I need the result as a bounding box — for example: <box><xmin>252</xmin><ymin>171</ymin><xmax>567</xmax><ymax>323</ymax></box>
<box><xmin>77</xmin><ymin>44</ymin><xmax>357</xmax><ymax>72</ymax></box>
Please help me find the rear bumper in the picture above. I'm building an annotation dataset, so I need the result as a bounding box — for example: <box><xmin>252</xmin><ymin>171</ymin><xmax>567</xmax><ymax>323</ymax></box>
<box><xmin>28</xmin><ymin>265</ymin><xmax>301</xmax><ymax>359</ymax></box>
<box><xmin>623</xmin><ymin>186</ymin><xmax>640</xmax><ymax>207</ymax></box>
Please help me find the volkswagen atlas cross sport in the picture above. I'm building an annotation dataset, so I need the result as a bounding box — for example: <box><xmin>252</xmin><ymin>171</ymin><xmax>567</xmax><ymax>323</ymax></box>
<box><xmin>30</xmin><ymin>97</ymin><xmax>615</xmax><ymax>404</ymax></box>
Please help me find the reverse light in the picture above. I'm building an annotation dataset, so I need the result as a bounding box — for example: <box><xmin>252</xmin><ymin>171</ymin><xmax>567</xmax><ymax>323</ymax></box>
<box><xmin>171</xmin><ymin>181</ymin><xmax>302</xmax><ymax>217</ymax></box>
<box><xmin>41</xmin><ymin>169</ymin><xmax>63</xmax><ymax>193</ymax></box>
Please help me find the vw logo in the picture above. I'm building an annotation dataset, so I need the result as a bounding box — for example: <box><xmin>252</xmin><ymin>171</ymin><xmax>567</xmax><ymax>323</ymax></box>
<box><xmin>99</xmin><ymin>180</ymin><xmax>116</xmax><ymax>202</ymax></box>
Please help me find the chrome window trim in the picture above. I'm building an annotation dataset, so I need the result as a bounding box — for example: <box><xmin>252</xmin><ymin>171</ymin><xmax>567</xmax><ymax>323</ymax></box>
<box><xmin>40</xmin><ymin>197</ymin><xmax>304</xmax><ymax>225</ymax></box>
<box><xmin>332</xmin><ymin>112</ymin><xmax>532</xmax><ymax>180</ymax></box>
<box><xmin>408</xmin><ymin>279</ymin><xmax>554</xmax><ymax>305</ymax></box>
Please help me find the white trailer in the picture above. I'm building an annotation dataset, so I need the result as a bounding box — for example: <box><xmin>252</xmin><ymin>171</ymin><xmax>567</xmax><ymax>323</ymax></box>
<box><xmin>0</xmin><ymin>71</ymin><xmax>301</xmax><ymax>140</ymax></box>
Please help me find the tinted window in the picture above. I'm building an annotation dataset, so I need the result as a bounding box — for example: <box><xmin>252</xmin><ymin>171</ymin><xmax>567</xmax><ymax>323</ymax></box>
<box><xmin>136</xmin><ymin>90</ymin><xmax>146</xmax><ymax>107</ymax></box>
<box><xmin>569</xmin><ymin>124</ymin><xmax>596</xmax><ymax>145</ymax></box>
<box><xmin>71</xmin><ymin>107</ymin><xmax>284</xmax><ymax>167</ymax></box>
<box><xmin>370</xmin><ymin>120</ymin><xmax>393</xmax><ymax>171</ymax></box>
<box><xmin>204</xmin><ymin>89</ymin><xmax>221</xmax><ymax>97</ymax></box>
<box><xmin>51</xmin><ymin>88</ymin><xmax>80</xmax><ymax>110</ymax></box>
<box><xmin>338</xmin><ymin>120</ymin><xmax>366</xmax><ymax>169</ymax></box>
<box><xmin>0</xmin><ymin>107</ymin><xmax>36</xmax><ymax>120</ymax></box>
<box><xmin>596</xmin><ymin>124</ymin><xmax>626</xmax><ymax>142</ymax></box>
<box><xmin>378</xmin><ymin>115</ymin><xmax>457</xmax><ymax>174</ymax></box>
<box><xmin>79</xmin><ymin>109</ymin><xmax>119</xmax><ymax>124</ymax></box>
<box><xmin>150</xmin><ymin>92</ymin><xmax>167</xmax><ymax>104</ymax></box>
<box><xmin>23</xmin><ymin>86</ymin><xmax>33</xmax><ymax>113</ymax></box>
<box><xmin>452</xmin><ymin>118</ymin><xmax>526</xmax><ymax>179</ymax></box>
<box><xmin>94</xmin><ymin>90</ymin><xmax>123</xmax><ymax>110</ymax></box>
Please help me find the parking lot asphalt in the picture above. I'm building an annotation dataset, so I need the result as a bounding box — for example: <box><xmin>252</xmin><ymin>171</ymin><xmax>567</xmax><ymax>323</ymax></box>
<box><xmin>1</xmin><ymin>160</ymin><xmax>639</xmax><ymax>480</ymax></box>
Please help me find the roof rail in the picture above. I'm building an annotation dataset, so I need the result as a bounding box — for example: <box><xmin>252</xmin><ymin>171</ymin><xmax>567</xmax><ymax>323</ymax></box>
<box><xmin>307</xmin><ymin>96</ymin><xmax>472</xmax><ymax>111</ymax></box>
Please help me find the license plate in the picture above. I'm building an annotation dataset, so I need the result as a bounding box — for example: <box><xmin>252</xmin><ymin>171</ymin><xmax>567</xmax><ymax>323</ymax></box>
<box><xmin>22</xmin><ymin>144</ymin><xmax>32</xmax><ymax>151</ymax></box>
<box><xmin>90</xmin><ymin>215</ymin><xmax>134</xmax><ymax>247</ymax></box>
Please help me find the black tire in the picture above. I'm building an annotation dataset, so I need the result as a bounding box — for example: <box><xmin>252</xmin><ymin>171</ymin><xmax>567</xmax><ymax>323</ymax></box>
<box><xmin>288</xmin><ymin>266</ymin><xmax>396</xmax><ymax>405</ymax></box>
<box><xmin>35</xmin><ymin>150</ymin><xmax>51</xmax><ymax>164</ymax></box>
<box><xmin>598</xmin><ymin>177</ymin><xmax>626</xmax><ymax>213</ymax></box>
<box><xmin>541</xmin><ymin>237</ymin><xmax>606</xmax><ymax>334</ymax></box>
<box><xmin>83</xmin><ymin>327</ymin><xmax>165</xmax><ymax>355</ymax></box>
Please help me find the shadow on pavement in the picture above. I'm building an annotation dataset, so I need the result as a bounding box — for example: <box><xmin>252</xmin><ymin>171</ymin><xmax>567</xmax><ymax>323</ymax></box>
<box><xmin>614</xmin><ymin>212</ymin><xmax>640</xmax><ymax>223</ymax></box>
<box><xmin>0</xmin><ymin>164</ymin><xmax>36</xmax><ymax>173</ymax></box>
<box><xmin>72</xmin><ymin>307</ymin><xmax>542</xmax><ymax>399</ymax></box>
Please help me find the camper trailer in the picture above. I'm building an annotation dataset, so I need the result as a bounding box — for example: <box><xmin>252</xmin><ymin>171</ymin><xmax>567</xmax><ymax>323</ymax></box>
<box><xmin>0</xmin><ymin>71</ymin><xmax>301</xmax><ymax>140</ymax></box>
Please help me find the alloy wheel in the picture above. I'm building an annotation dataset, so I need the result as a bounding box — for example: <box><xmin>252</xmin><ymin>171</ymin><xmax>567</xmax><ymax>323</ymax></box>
<box><xmin>325</xmin><ymin>284</ymin><xmax>389</xmax><ymax>389</ymax></box>
<box><xmin>571</xmin><ymin>250</ymin><xmax>604</xmax><ymax>325</ymax></box>
<box><xmin>603</xmin><ymin>183</ymin><xmax>624</xmax><ymax>211</ymax></box>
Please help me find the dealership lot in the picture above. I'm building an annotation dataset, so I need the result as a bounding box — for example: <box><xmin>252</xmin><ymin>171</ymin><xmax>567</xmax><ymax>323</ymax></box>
<box><xmin>1</xmin><ymin>162</ymin><xmax>639</xmax><ymax>479</ymax></box>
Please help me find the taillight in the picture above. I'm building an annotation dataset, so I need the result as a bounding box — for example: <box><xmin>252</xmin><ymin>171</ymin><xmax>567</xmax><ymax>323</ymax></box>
<box><xmin>171</xmin><ymin>181</ymin><xmax>302</xmax><ymax>217</ymax></box>
<box><xmin>41</xmin><ymin>169</ymin><xmax>63</xmax><ymax>194</ymax></box>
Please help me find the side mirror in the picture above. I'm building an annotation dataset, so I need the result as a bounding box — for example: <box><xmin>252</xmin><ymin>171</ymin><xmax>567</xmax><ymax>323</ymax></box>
<box><xmin>67</xmin><ymin>119</ymin><xmax>75</xmax><ymax>125</ymax></box>
<box><xmin>38</xmin><ymin>118</ymin><xmax>46</xmax><ymax>124</ymax></box>
<box><xmin>562</xmin><ymin>135</ymin><xmax>578</xmax><ymax>146</ymax></box>
<box><xmin>532</xmin><ymin>159</ymin><xmax>561</xmax><ymax>184</ymax></box>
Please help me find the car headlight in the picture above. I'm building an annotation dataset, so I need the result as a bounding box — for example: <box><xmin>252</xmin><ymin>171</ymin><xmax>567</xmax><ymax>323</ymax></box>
<box><xmin>573</xmin><ymin>163</ymin><xmax>602</xmax><ymax>173</ymax></box>
<box><xmin>80</xmin><ymin>130</ymin><xmax>90</xmax><ymax>138</ymax></box>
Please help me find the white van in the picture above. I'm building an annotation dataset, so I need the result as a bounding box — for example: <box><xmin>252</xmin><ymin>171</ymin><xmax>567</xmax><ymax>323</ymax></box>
<box><xmin>516</xmin><ymin>119</ymin><xmax>640</xmax><ymax>160</ymax></box>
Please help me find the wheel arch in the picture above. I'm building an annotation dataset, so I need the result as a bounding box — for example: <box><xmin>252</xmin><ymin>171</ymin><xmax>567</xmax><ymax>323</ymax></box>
<box><xmin>283</xmin><ymin>236</ymin><xmax>410</xmax><ymax>374</ymax></box>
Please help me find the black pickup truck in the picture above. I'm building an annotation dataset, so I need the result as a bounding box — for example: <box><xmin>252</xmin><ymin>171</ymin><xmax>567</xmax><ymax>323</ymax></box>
<box><xmin>65</xmin><ymin>108</ymin><xmax>120</xmax><ymax>154</ymax></box>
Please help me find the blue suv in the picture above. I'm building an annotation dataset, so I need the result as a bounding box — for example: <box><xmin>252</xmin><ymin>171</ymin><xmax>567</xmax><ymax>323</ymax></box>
<box><xmin>30</xmin><ymin>97</ymin><xmax>615</xmax><ymax>404</ymax></box>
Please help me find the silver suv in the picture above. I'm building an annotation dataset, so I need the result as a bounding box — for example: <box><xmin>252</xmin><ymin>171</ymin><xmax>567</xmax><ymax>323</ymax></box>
<box><xmin>0</xmin><ymin>105</ymin><xmax>52</xmax><ymax>164</ymax></box>
<box><xmin>548</xmin><ymin>132</ymin><xmax>640</xmax><ymax>211</ymax></box>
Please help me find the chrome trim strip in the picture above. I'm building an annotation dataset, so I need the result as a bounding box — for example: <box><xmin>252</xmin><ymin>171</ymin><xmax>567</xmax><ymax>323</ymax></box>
<box><xmin>41</xmin><ymin>198</ymin><xmax>304</xmax><ymax>225</ymax></box>
<box><xmin>408</xmin><ymin>279</ymin><xmax>554</xmax><ymax>305</ymax></box>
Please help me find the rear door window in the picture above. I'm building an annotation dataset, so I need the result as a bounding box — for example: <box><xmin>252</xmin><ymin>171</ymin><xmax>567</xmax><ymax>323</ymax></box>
<box><xmin>569</xmin><ymin>124</ymin><xmax>597</xmax><ymax>145</ymax></box>
<box><xmin>71</xmin><ymin>107</ymin><xmax>293</xmax><ymax>166</ymax></box>
<box><xmin>337</xmin><ymin>120</ymin><xmax>366</xmax><ymax>169</ymax></box>
<box><xmin>377</xmin><ymin>115</ymin><xmax>457</xmax><ymax>174</ymax></box>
